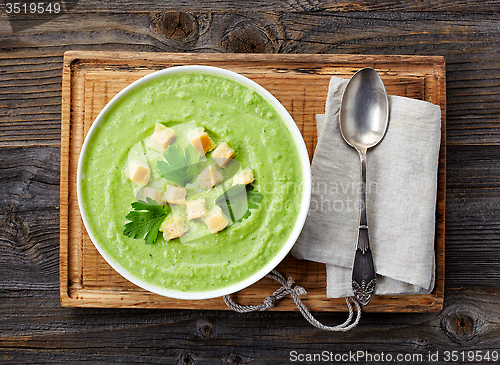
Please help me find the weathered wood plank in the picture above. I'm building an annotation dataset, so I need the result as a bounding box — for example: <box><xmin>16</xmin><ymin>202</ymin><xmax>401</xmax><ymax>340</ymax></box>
<box><xmin>12</xmin><ymin>0</ymin><xmax>500</xmax><ymax>13</ymax></box>
<box><xmin>0</xmin><ymin>55</ymin><xmax>63</xmax><ymax>147</ymax></box>
<box><xmin>1</xmin><ymin>12</ymin><xmax>499</xmax><ymax>146</ymax></box>
<box><xmin>447</xmin><ymin>145</ymin><xmax>500</xmax><ymax>190</ymax></box>
<box><xmin>0</xmin><ymin>147</ymin><xmax>60</xmax><ymax>290</ymax></box>
<box><xmin>446</xmin><ymin>195</ymin><xmax>500</xmax><ymax>288</ymax></box>
<box><xmin>0</xmin><ymin>289</ymin><xmax>499</xmax><ymax>364</ymax></box>
<box><xmin>445</xmin><ymin>145</ymin><xmax>500</xmax><ymax>287</ymax></box>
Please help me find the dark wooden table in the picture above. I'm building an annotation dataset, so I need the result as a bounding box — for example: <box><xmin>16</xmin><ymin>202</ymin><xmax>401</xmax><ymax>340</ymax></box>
<box><xmin>1</xmin><ymin>2</ymin><xmax>500</xmax><ymax>364</ymax></box>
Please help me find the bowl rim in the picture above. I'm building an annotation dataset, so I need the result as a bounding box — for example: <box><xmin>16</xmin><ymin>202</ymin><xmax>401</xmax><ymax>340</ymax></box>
<box><xmin>77</xmin><ymin>65</ymin><xmax>312</xmax><ymax>300</ymax></box>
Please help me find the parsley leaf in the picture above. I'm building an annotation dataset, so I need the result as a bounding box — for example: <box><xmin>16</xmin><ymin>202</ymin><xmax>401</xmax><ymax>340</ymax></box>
<box><xmin>123</xmin><ymin>198</ymin><xmax>171</xmax><ymax>245</ymax></box>
<box><xmin>157</xmin><ymin>144</ymin><xmax>201</xmax><ymax>186</ymax></box>
<box><xmin>215</xmin><ymin>184</ymin><xmax>263</xmax><ymax>223</ymax></box>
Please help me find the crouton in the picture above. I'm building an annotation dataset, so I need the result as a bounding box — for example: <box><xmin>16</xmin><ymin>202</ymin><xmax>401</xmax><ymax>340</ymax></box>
<box><xmin>186</xmin><ymin>198</ymin><xmax>207</xmax><ymax>220</ymax></box>
<box><xmin>232</xmin><ymin>169</ymin><xmax>255</xmax><ymax>186</ymax></box>
<box><xmin>164</xmin><ymin>185</ymin><xmax>187</xmax><ymax>205</ymax></box>
<box><xmin>187</xmin><ymin>127</ymin><xmax>216</xmax><ymax>155</ymax></box>
<box><xmin>125</xmin><ymin>161</ymin><xmax>150</xmax><ymax>186</ymax></box>
<box><xmin>148</xmin><ymin>123</ymin><xmax>176</xmax><ymax>153</ymax></box>
<box><xmin>160</xmin><ymin>217</ymin><xmax>189</xmax><ymax>241</ymax></box>
<box><xmin>142</xmin><ymin>187</ymin><xmax>163</xmax><ymax>204</ymax></box>
<box><xmin>212</xmin><ymin>142</ymin><xmax>235</xmax><ymax>168</ymax></box>
<box><xmin>196</xmin><ymin>165</ymin><xmax>224</xmax><ymax>190</ymax></box>
<box><xmin>205</xmin><ymin>206</ymin><xmax>229</xmax><ymax>234</ymax></box>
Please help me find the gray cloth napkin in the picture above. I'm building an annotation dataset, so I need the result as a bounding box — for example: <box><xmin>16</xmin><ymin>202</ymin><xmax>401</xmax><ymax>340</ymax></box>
<box><xmin>291</xmin><ymin>76</ymin><xmax>441</xmax><ymax>298</ymax></box>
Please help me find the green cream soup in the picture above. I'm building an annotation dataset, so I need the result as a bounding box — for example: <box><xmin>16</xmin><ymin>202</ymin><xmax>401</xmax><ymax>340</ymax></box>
<box><xmin>81</xmin><ymin>72</ymin><xmax>303</xmax><ymax>292</ymax></box>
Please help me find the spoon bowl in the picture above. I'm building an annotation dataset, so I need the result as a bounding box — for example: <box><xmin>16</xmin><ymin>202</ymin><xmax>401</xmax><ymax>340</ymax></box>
<box><xmin>340</xmin><ymin>68</ymin><xmax>389</xmax><ymax>153</ymax></box>
<box><xmin>339</xmin><ymin>67</ymin><xmax>388</xmax><ymax>306</ymax></box>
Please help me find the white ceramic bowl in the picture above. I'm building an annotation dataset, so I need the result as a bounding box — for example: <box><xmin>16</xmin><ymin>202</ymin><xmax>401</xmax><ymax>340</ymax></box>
<box><xmin>77</xmin><ymin>65</ymin><xmax>311</xmax><ymax>300</ymax></box>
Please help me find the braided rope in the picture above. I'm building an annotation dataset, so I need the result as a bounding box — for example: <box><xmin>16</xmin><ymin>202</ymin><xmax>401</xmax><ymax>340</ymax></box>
<box><xmin>223</xmin><ymin>270</ymin><xmax>361</xmax><ymax>331</ymax></box>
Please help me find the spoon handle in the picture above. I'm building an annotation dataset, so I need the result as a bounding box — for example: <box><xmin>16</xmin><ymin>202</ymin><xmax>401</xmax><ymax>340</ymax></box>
<box><xmin>352</xmin><ymin>152</ymin><xmax>376</xmax><ymax>306</ymax></box>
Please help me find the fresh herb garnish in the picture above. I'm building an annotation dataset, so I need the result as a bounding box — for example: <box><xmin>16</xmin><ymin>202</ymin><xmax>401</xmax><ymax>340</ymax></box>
<box><xmin>157</xmin><ymin>144</ymin><xmax>201</xmax><ymax>186</ymax></box>
<box><xmin>215</xmin><ymin>184</ymin><xmax>263</xmax><ymax>223</ymax></box>
<box><xmin>123</xmin><ymin>198</ymin><xmax>171</xmax><ymax>245</ymax></box>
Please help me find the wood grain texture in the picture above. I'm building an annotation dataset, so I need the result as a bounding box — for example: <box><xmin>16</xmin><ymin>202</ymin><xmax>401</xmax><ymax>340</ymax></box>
<box><xmin>1</xmin><ymin>11</ymin><xmax>499</xmax><ymax>146</ymax></box>
<box><xmin>0</xmin><ymin>55</ymin><xmax>63</xmax><ymax>147</ymax></box>
<box><xmin>1</xmin><ymin>289</ymin><xmax>500</xmax><ymax>364</ymax></box>
<box><xmin>445</xmin><ymin>145</ymin><xmax>500</xmax><ymax>287</ymax></box>
<box><xmin>0</xmin><ymin>147</ymin><xmax>60</xmax><ymax>290</ymax></box>
<box><xmin>20</xmin><ymin>0</ymin><xmax>500</xmax><ymax>13</ymax></box>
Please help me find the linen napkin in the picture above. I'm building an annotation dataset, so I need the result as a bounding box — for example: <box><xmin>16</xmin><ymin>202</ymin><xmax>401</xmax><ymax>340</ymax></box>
<box><xmin>291</xmin><ymin>76</ymin><xmax>441</xmax><ymax>298</ymax></box>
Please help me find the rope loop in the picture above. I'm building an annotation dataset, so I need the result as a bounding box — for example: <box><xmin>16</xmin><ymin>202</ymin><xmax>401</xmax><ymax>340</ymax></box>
<box><xmin>223</xmin><ymin>269</ymin><xmax>362</xmax><ymax>331</ymax></box>
<box><xmin>262</xmin><ymin>296</ymin><xmax>275</xmax><ymax>309</ymax></box>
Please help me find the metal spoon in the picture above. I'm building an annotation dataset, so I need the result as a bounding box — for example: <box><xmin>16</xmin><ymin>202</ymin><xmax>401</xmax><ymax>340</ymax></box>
<box><xmin>339</xmin><ymin>68</ymin><xmax>389</xmax><ymax>306</ymax></box>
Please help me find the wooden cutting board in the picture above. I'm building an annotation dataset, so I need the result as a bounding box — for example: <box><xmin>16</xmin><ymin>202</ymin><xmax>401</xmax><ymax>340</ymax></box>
<box><xmin>60</xmin><ymin>51</ymin><xmax>446</xmax><ymax>312</ymax></box>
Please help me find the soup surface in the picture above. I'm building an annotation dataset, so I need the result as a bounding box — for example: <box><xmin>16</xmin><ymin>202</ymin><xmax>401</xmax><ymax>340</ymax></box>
<box><xmin>80</xmin><ymin>72</ymin><xmax>303</xmax><ymax>292</ymax></box>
